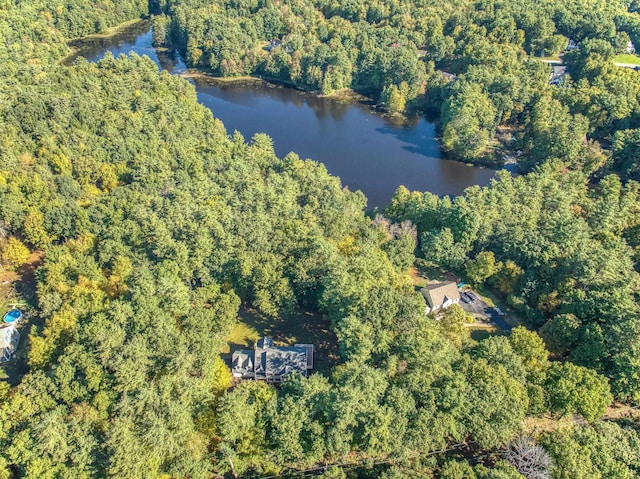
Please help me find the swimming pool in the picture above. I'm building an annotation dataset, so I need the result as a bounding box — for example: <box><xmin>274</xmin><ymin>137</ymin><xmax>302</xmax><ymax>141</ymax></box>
<box><xmin>3</xmin><ymin>309</ymin><xmax>21</xmax><ymax>324</ymax></box>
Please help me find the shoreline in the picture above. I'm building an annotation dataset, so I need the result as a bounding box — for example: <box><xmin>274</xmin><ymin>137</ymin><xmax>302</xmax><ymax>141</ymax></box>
<box><xmin>177</xmin><ymin>70</ymin><xmax>421</xmax><ymax>125</ymax></box>
<box><xmin>179</xmin><ymin>70</ymin><xmax>373</xmax><ymax>103</ymax></box>
<box><xmin>62</xmin><ymin>17</ymin><xmax>508</xmax><ymax>173</ymax></box>
<box><xmin>61</xmin><ymin>18</ymin><xmax>149</xmax><ymax>65</ymax></box>
<box><xmin>61</xmin><ymin>17</ymin><xmax>434</xmax><ymax>131</ymax></box>
<box><xmin>61</xmin><ymin>19</ymin><xmax>407</xmax><ymax>123</ymax></box>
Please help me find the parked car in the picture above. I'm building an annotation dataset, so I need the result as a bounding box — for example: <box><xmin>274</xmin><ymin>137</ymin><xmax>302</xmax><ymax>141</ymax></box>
<box><xmin>460</xmin><ymin>293</ymin><xmax>471</xmax><ymax>303</ymax></box>
<box><xmin>493</xmin><ymin>307</ymin><xmax>504</xmax><ymax>316</ymax></box>
<box><xmin>466</xmin><ymin>291</ymin><xmax>480</xmax><ymax>302</ymax></box>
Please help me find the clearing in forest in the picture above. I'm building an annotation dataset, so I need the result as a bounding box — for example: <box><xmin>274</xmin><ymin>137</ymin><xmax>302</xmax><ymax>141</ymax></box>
<box><xmin>613</xmin><ymin>53</ymin><xmax>640</xmax><ymax>65</ymax></box>
<box><xmin>223</xmin><ymin>307</ymin><xmax>340</xmax><ymax>375</ymax></box>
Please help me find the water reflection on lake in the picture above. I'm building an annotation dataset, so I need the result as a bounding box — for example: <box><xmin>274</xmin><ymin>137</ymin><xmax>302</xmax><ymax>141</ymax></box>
<box><xmin>66</xmin><ymin>22</ymin><xmax>498</xmax><ymax>208</ymax></box>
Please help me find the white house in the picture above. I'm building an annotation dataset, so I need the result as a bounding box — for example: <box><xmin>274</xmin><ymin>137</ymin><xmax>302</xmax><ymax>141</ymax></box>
<box><xmin>549</xmin><ymin>65</ymin><xmax>568</xmax><ymax>85</ymax></box>
<box><xmin>0</xmin><ymin>326</ymin><xmax>19</xmax><ymax>362</ymax></box>
<box><xmin>421</xmin><ymin>281</ymin><xmax>461</xmax><ymax>315</ymax></box>
<box><xmin>626</xmin><ymin>40</ymin><xmax>636</xmax><ymax>54</ymax></box>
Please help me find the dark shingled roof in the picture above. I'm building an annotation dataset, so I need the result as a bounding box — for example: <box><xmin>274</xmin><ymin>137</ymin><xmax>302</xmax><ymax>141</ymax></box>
<box><xmin>264</xmin><ymin>348</ymin><xmax>307</xmax><ymax>378</ymax></box>
<box><xmin>232</xmin><ymin>337</ymin><xmax>312</xmax><ymax>381</ymax></box>
<box><xmin>232</xmin><ymin>350</ymin><xmax>254</xmax><ymax>374</ymax></box>
<box><xmin>257</xmin><ymin>337</ymin><xmax>274</xmax><ymax>349</ymax></box>
<box><xmin>295</xmin><ymin>344</ymin><xmax>314</xmax><ymax>369</ymax></box>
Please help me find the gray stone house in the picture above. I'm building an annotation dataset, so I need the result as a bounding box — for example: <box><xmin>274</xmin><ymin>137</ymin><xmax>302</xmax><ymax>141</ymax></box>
<box><xmin>232</xmin><ymin>337</ymin><xmax>313</xmax><ymax>383</ymax></box>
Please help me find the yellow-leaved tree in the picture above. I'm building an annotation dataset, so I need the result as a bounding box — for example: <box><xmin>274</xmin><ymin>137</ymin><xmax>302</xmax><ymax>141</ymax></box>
<box><xmin>1</xmin><ymin>237</ymin><xmax>30</xmax><ymax>269</ymax></box>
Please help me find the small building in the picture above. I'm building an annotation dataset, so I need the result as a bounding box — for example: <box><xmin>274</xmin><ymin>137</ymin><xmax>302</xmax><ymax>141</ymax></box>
<box><xmin>232</xmin><ymin>337</ymin><xmax>313</xmax><ymax>383</ymax></box>
<box><xmin>0</xmin><ymin>326</ymin><xmax>19</xmax><ymax>362</ymax></box>
<box><xmin>441</xmin><ymin>71</ymin><xmax>458</xmax><ymax>82</ymax></box>
<box><xmin>566</xmin><ymin>39</ymin><xmax>580</xmax><ymax>51</ymax></box>
<box><xmin>549</xmin><ymin>65</ymin><xmax>567</xmax><ymax>85</ymax></box>
<box><xmin>265</xmin><ymin>39</ymin><xmax>282</xmax><ymax>52</ymax></box>
<box><xmin>626</xmin><ymin>40</ymin><xmax>636</xmax><ymax>54</ymax></box>
<box><xmin>421</xmin><ymin>281</ymin><xmax>461</xmax><ymax>315</ymax></box>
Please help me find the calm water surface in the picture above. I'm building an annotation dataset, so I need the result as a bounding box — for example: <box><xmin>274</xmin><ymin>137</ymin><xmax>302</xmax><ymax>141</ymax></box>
<box><xmin>67</xmin><ymin>22</ymin><xmax>498</xmax><ymax>207</ymax></box>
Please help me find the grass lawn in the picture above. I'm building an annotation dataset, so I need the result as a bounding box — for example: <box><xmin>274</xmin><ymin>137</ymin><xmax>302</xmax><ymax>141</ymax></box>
<box><xmin>408</xmin><ymin>266</ymin><xmax>428</xmax><ymax>288</ymax></box>
<box><xmin>413</xmin><ymin>259</ymin><xmax>459</xmax><ymax>285</ymax></box>
<box><xmin>224</xmin><ymin>307</ymin><xmax>340</xmax><ymax>375</ymax></box>
<box><xmin>614</xmin><ymin>53</ymin><xmax>640</xmax><ymax>65</ymax></box>
<box><xmin>539</xmin><ymin>55</ymin><xmax>561</xmax><ymax>61</ymax></box>
<box><xmin>469</xmin><ymin>325</ymin><xmax>503</xmax><ymax>342</ymax></box>
<box><xmin>222</xmin><ymin>322</ymin><xmax>260</xmax><ymax>354</ymax></box>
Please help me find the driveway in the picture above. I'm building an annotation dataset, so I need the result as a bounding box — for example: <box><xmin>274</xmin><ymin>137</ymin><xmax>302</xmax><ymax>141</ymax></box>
<box><xmin>614</xmin><ymin>62</ymin><xmax>640</xmax><ymax>69</ymax></box>
<box><xmin>491</xmin><ymin>314</ymin><xmax>512</xmax><ymax>332</ymax></box>
<box><xmin>541</xmin><ymin>57</ymin><xmax>639</xmax><ymax>70</ymax></box>
<box><xmin>461</xmin><ymin>297</ymin><xmax>487</xmax><ymax>317</ymax></box>
<box><xmin>460</xmin><ymin>292</ymin><xmax>512</xmax><ymax>332</ymax></box>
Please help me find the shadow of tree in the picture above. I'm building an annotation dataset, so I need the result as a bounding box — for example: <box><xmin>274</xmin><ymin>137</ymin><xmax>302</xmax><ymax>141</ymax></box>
<box><xmin>13</xmin><ymin>253</ymin><xmax>42</xmax><ymax>308</ymax></box>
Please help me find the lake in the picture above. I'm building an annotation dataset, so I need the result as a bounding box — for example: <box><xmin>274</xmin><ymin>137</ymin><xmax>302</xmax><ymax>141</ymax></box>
<box><xmin>66</xmin><ymin>21</ymin><xmax>498</xmax><ymax>208</ymax></box>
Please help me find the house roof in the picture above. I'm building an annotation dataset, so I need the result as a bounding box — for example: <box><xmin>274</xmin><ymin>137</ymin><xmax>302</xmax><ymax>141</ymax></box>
<box><xmin>549</xmin><ymin>65</ymin><xmax>568</xmax><ymax>85</ymax></box>
<box><xmin>421</xmin><ymin>281</ymin><xmax>460</xmax><ymax>308</ymax></box>
<box><xmin>566</xmin><ymin>39</ymin><xmax>579</xmax><ymax>50</ymax></box>
<box><xmin>257</xmin><ymin>337</ymin><xmax>274</xmax><ymax>349</ymax></box>
<box><xmin>295</xmin><ymin>344</ymin><xmax>314</xmax><ymax>369</ymax></box>
<box><xmin>441</xmin><ymin>71</ymin><xmax>457</xmax><ymax>81</ymax></box>
<box><xmin>232</xmin><ymin>337</ymin><xmax>312</xmax><ymax>380</ymax></box>
<box><xmin>232</xmin><ymin>350</ymin><xmax>254</xmax><ymax>372</ymax></box>
<box><xmin>264</xmin><ymin>347</ymin><xmax>307</xmax><ymax>378</ymax></box>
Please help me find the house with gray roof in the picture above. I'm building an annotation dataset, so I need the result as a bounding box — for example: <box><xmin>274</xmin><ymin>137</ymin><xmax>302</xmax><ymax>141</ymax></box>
<box><xmin>421</xmin><ymin>281</ymin><xmax>461</xmax><ymax>315</ymax></box>
<box><xmin>441</xmin><ymin>71</ymin><xmax>458</xmax><ymax>82</ymax></box>
<box><xmin>566</xmin><ymin>39</ymin><xmax>580</xmax><ymax>51</ymax></box>
<box><xmin>232</xmin><ymin>337</ymin><xmax>313</xmax><ymax>383</ymax></box>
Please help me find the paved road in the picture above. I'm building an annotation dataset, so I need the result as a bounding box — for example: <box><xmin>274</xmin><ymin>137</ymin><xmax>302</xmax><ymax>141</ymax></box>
<box><xmin>613</xmin><ymin>62</ymin><xmax>640</xmax><ymax>69</ymax></box>
<box><xmin>491</xmin><ymin>314</ymin><xmax>512</xmax><ymax>332</ymax></box>
<box><xmin>540</xmin><ymin>59</ymin><xmax>562</xmax><ymax>64</ymax></box>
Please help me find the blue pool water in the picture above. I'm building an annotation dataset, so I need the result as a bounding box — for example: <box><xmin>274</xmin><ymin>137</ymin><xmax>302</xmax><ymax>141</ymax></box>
<box><xmin>3</xmin><ymin>309</ymin><xmax>21</xmax><ymax>324</ymax></box>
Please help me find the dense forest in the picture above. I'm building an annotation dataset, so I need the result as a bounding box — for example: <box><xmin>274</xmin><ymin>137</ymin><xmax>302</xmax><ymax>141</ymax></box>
<box><xmin>0</xmin><ymin>0</ymin><xmax>639</xmax><ymax>478</ymax></box>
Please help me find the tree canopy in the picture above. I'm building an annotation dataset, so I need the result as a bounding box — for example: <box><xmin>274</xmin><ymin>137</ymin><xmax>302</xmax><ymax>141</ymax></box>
<box><xmin>0</xmin><ymin>0</ymin><xmax>639</xmax><ymax>477</ymax></box>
